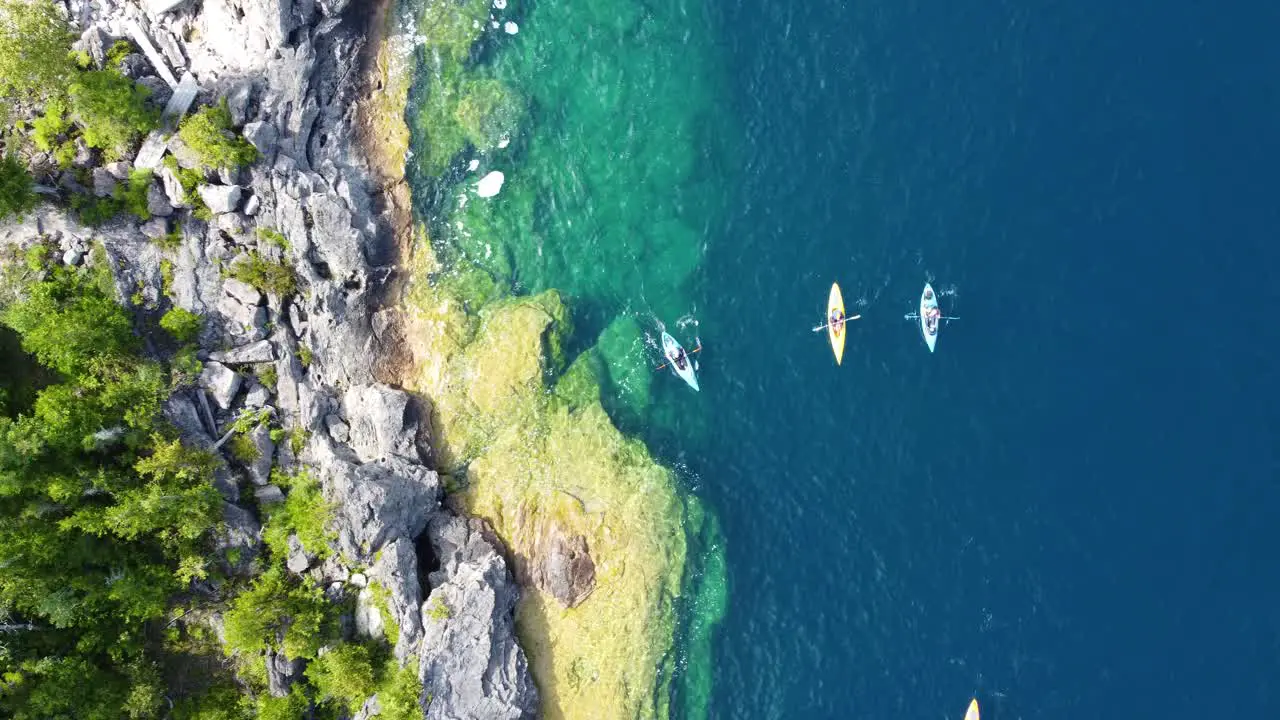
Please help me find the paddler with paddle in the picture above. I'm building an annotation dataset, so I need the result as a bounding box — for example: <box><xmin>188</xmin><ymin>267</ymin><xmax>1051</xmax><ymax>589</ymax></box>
<box><xmin>814</xmin><ymin>282</ymin><xmax>860</xmax><ymax>365</ymax></box>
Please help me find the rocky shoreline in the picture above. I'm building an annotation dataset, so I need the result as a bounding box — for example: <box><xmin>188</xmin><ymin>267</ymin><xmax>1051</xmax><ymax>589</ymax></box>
<box><xmin>1</xmin><ymin>0</ymin><xmax>538</xmax><ymax>716</ymax></box>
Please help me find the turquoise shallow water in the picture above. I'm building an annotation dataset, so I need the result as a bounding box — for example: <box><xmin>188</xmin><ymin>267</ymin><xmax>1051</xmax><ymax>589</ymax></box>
<box><xmin>406</xmin><ymin>0</ymin><xmax>1280</xmax><ymax>717</ymax></box>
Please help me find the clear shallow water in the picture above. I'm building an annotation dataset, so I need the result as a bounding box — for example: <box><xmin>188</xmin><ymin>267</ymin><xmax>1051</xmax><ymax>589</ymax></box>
<box><xmin>408</xmin><ymin>0</ymin><xmax>1280</xmax><ymax>716</ymax></box>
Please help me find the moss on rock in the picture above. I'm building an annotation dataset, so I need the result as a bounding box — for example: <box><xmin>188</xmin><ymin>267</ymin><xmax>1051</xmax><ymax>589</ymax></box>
<box><xmin>405</xmin><ymin>241</ymin><xmax>687</xmax><ymax>719</ymax></box>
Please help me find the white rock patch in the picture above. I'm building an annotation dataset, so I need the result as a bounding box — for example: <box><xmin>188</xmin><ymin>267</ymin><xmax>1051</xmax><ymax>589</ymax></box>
<box><xmin>476</xmin><ymin>171</ymin><xmax>505</xmax><ymax>198</ymax></box>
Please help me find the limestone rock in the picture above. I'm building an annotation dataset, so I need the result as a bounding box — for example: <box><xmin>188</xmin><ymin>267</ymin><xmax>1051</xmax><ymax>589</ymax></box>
<box><xmin>355</xmin><ymin>585</ymin><xmax>386</xmax><ymax>640</ymax></box>
<box><xmin>243</xmin><ymin>121</ymin><xmax>278</xmax><ymax>160</ymax></box>
<box><xmin>254</xmin><ymin>484</ymin><xmax>285</xmax><ymax>504</ymax></box>
<box><xmin>200</xmin><ymin>361</ymin><xmax>242</xmax><ymax>409</ymax></box>
<box><xmin>197</xmin><ymin>184</ymin><xmax>243</xmax><ymax>214</ymax></box>
<box><xmin>217</xmin><ymin>294</ymin><xmax>267</xmax><ymax>335</ymax></box>
<box><xmin>159</xmin><ymin>164</ymin><xmax>189</xmax><ymax>208</ymax></box>
<box><xmin>211</xmin><ymin>339</ymin><xmax>275</xmax><ymax>364</ymax></box>
<box><xmin>147</xmin><ymin>182</ymin><xmax>174</xmax><ymax>217</ymax></box>
<box><xmin>215</xmin><ymin>502</ymin><xmax>260</xmax><ymax>576</ymax></box>
<box><xmin>286</xmin><ymin>534</ymin><xmax>311</xmax><ymax>574</ymax></box>
<box><xmin>325</xmin><ymin>413</ymin><xmax>350</xmax><ymax>443</ymax></box>
<box><xmin>223</xmin><ymin>278</ymin><xmax>264</xmax><ymax>308</ymax></box>
<box><xmin>420</xmin><ymin>515</ymin><xmax>538</xmax><ymax>719</ymax></box>
<box><xmin>265</xmin><ymin>649</ymin><xmax>304</xmax><ymax>698</ymax></box>
<box><xmin>342</xmin><ymin>384</ymin><xmax>421</xmax><ymax>462</ymax></box>
<box><xmin>92</xmin><ymin>168</ymin><xmax>117</xmax><ymax>197</ymax></box>
<box><xmin>167</xmin><ymin>137</ymin><xmax>204</xmax><ymax>170</ymax></box>
<box><xmin>313</xmin><ymin>439</ymin><xmax>440</xmax><ymax>563</ymax></box>
<box><xmin>245</xmin><ymin>422</ymin><xmax>275</xmax><ymax>485</ymax></box>
<box><xmin>370</xmin><ymin>538</ymin><xmax>424</xmax><ymax>662</ymax></box>
<box><xmin>104</xmin><ymin>161</ymin><xmax>131</xmax><ymax>180</ymax></box>
<box><xmin>62</xmin><ymin>248</ymin><xmax>84</xmax><ymax>266</ymax></box>
<box><xmin>244</xmin><ymin>193</ymin><xmax>261</xmax><ymax>216</ymax></box>
<box><xmin>244</xmin><ymin>381</ymin><xmax>271</xmax><ymax>408</ymax></box>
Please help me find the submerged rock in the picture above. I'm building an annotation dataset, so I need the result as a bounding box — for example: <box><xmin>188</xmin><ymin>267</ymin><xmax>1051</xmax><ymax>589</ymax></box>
<box><xmin>532</xmin><ymin>531</ymin><xmax>596</xmax><ymax>608</ymax></box>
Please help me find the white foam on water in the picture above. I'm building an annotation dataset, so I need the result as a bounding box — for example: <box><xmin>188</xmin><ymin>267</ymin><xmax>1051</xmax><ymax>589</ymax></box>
<box><xmin>504</xmin><ymin>21</ymin><xmax>519</xmax><ymax>34</ymax></box>
<box><xmin>494</xmin><ymin>0</ymin><xmax>507</xmax><ymax>8</ymax></box>
<box><xmin>498</xmin><ymin>135</ymin><xmax>511</xmax><ymax>149</ymax></box>
<box><xmin>468</xmin><ymin>159</ymin><xmax>480</xmax><ymax>171</ymax></box>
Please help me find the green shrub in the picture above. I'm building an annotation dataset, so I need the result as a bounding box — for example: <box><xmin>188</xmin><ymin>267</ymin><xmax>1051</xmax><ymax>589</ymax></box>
<box><xmin>155</xmin><ymin>223</ymin><xmax>184</xmax><ymax>251</ymax></box>
<box><xmin>376</xmin><ymin>659</ymin><xmax>426</xmax><ymax>720</ymax></box>
<box><xmin>228</xmin><ymin>250</ymin><xmax>296</xmax><ymax>297</ymax></box>
<box><xmin>305</xmin><ymin>643</ymin><xmax>378</xmax><ymax>714</ymax></box>
<box><xmin>262</xmin><ymin>469</ymin><xmax>334</xmax><ymax>560</ymax></box>
<box><xmin>105</xmin><ymin>39</ymin><xmax>134</xmax><ymax>69</ymax></box>
<box><xmin>68</xmin><ymin>69</ymin><xmax>159</xmax><ymax>157</ymax></box>
<box><xmin>257</xmin><ymin>363</ymin><xmax>278</xmax><ymax>390</ymax></box>
<box><xmin>31</xmin><ymin>97</ymin><xmax>71</xmax><ymax>152</ymax></box>
<box><xmin>160</xmin><ymin>307</ymin><xmax>202</xmax><ymax>343</ymax></box>
<box><xmin>368</xmin><ymin>581</ymin><xmax>400</xmax><ymax>647</ymax></box>
<box><xmin>223</xmin><ymin>566</ymin><xmax>332</xmax><ymax>660</ymax></box>
<box><xmin>179</xmin><ymin>102</ymin><xmax>259</xmax><ymax>170</ymax></box>
<box><xmin>170</xmin><ymin>343</ymin><xmax>203</xmax><ymax>384</ymax></box>
<box><xmin>0</xmin><ymin>154</ymin><xmax>35</xmax><ymax>220</ymax></box>
<box><xmin>255</xmin><ymin>686</ymin><xmax>309</xmax><ymax>720</ymax></box>
<box><xmin>0</xmin><ymin>0</ymin><xmax>76</xmax><ymax>110</ymax></box>
<box><xmin>298</xmin><ymin>344</ymin><xmax>313</xmax><ymax>369</ymax></box>
<box><xmin>228</xmin><ymin>432</ymin><xmax>260</xmax><ymax>464</ymax></box>
<box><xmin>69</xmin><ymin>192</ymin><xmax>121</xmax><ymax>226</ymax></box>
<box><xmin>117</xmin><ymin>168</ymin><xmax>153</xmax><ymax>221</ymax></box>
<box><xmin>256</xmin><ymin>227</ymin><xmax>288</xmax><ymax>251</ymax></box>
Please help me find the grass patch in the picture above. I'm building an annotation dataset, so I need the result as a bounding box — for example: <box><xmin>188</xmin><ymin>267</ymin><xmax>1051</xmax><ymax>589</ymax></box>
<box><xmin>159</xmin><ymin>307</ymin><xmax>201</xmax><ymax>343</ymax></box>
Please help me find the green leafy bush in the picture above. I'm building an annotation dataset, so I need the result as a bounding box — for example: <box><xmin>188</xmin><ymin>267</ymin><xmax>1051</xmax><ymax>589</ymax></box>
<box><xmin>106</xmin><ymin>39</ymin><xmax>134</xmax><ymax>69</ymax></box>
<box><xmin>425</xmin><ymin>595</ymin><xmax>452</xmax><ymax>621</ymax></box>
<box><xmin>228</xmin><ymin>250</ymin><xmax>297</xmax><ymax>297</ymax></box>
<box><xmin>305</xmin><ymin>644</ymin><xmax>378</xmax><ymax>713</ymax></box>
<box><xmin>376</xmin><ymin>660</ymin><xmax>426</xmax><ymax>720</ymax></box>
<box><xmin>68</xmin><ymin>69</ymin><xmax>159</xmax><ymax>157</ymax></box>
<box><xmin>0</xmin><ymin>0</ymin><xmax>75</xmax><ymax>110</ymax></box>
<box><xmin>256</xmin><ymin>227</ymin><xmax>289</xmax><ymax>250</ymax></box>
<box><xmin>255</xmin><ymin>686</ymin><xmax>309</xmax><ymax>720</ymax></box>
<box><xmin>262</xmin><ymin>469</ymin><xmax>334</xmax><ymax>560</ymax></box>
<box><xmin>118</xmin><ymin>168</ymin><xmax>154</xmax><ymax>221</ymax></box>
<box><xmin>69</xmin><ymin>192</ymin><xmax>121</xmax><ymax>226</ymax></box>
<box><xmin>160</xmin><ymin>306</ymin><xmax>202</xmax><ymax>343</ymax></box>
<box><xmin>223</xmin><ymin>566</ymin><xmax>332</xmax><ymax>660</ymax></box>
<box><xmin>228</xmin><ymin>432</ymin><xmax>260</xmax><ymax>463</ymax></box>
<box><xmin>31</xmin><ymin>97</ymin><xmax>71</xmax><ymax>152</ymax></box>
<box><xmin>179</xmin><ymin>102</ymin><xmax>259</xmax><ymax>170</ymax></box>
<box><xmin>0</xmin><ymin>154</ymin><xmax>35</xmax><ymax>220</ymax></box>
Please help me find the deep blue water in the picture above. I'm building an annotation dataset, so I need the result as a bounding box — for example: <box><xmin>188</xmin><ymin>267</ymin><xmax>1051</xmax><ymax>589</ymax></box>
<box><xmin>683</xmin><ymin>0</ymin><xmax>1280</xmax><ymax>716</ymax></box>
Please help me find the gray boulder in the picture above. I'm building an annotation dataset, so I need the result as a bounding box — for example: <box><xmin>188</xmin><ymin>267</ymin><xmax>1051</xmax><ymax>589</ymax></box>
<box><xmin>92</xmin><ymin>168</ymin><xmax>116</xmax><ymax>197</ymax></box>
<box><xmin>211</xmin><ymin>339</ymin><xmax>275</xmax><ymax>364</ymax></box>
<box><xmin>370</xmin><ymin>538</ymin><xmax>424</xmax><ymax>663</ymax></box>
<box><xmin>223</xmin><ymin>278</ymin><xmax>264</xmax><ymax>308</ymax></box>
<box><xmin>265</xmin><ymin>649</ymin><xmax>304</xmax><ymax>697</ymax></box>
<box><xmin>254</xmin><ymin>484</ymin><xmax>285</xmax><ymax>504</ymax></box>
<box><xmin>159</xmin><ymin>164</ymin><xmax>189</xmax><ymax>208</ymax></box>
<box><xmin>198</xmin><ymin>184</ymin><xmax>243</xmax><ymax>214</ymax></box>
<box><xmin>136</xmin><ymin>75</ymin><xmax>173</xmax><ymax>107</ymax></box>
<box><xmin>147</xmin><ymin>182</ymin><xmax>174</xmax><ymax>217</ymax></box>
<box><xmin>243</xmin><ymin>121</ymin><xmax>278</xmax><ymax>160</ymax></box>
<box><xmin>167</xmin><ymin>137</ymin><xmax>204</xmax><ymax>170</ymax></box>
<box><xmin>420</xmin><ymin>515</ymin><xmax>538</xmax><ymax>720</ymax></box>
<box><xmin>244</xmin><ymin>381</ymin><xmax>272</xmax><ymax>408</ymax></box>
<box><xmin>286</xmin><ymin>534</ymin><xmax>311</xmax><ymax>574</ymax></box>
<box><xmin>313</xmin><ymin>439</ymin><xmax>440</xmax><ymax>563</ymax></box>
<box><xmin>216</xmin><ymin>502</ymin><xmax>260</xmax><ymax>576</ymax></box>
<box><xmin>343</xmin><ymin>384</ymin><xmax>421</xmax><ymax>463</ymax></box>
<box><xmin>245</xmin><ymin>422</ymin><xmax>275</xmax><ymax>485</ymax></box>
<box><xmin>62</xmin><ymin>248</ymin><xmax>84</xmax><ymax>267</ymax></box>
<box><xmin>217</xmin><ymin>294</ymin><xmax>267</xmax><ymax>335</ymax></box>
<box><xmin>200</xmin><ymin>361</ymin><xmax>242</xmax><ymax>409</ymax></box>
<box><xmin>104</xmin><ymin>161</ymin><xmax>132</xmax><ymax>180</ymax></box>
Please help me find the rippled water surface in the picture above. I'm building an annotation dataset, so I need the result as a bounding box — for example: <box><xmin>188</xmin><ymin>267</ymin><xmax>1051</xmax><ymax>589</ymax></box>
<box><xmin>408</xmin><ymin>0</ymin><xmax>1280</xmax><ymax>716</ymax></box>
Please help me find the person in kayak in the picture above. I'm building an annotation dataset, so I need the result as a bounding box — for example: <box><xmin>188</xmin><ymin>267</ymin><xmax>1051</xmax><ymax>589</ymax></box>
<box><xmin>925</xmin><ymin>305</ymin><xmax>940</xmax><ymax>333</ymax></box>
<box><xmin>672</xmin><ymin>346</ymin><xmax>688</xmax><ymax>371</ymax></box>
<box><xmin>829</xmin><ymin>308</ymin><xmax>845</xmax><ymax>333</ymax></box>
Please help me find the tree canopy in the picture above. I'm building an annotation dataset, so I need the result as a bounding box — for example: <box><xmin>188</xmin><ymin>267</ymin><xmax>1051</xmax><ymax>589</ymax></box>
<box><xmin>0</xmin><ymin>0</ymin><xmax>76</xmax><ymax>109</ymax></box>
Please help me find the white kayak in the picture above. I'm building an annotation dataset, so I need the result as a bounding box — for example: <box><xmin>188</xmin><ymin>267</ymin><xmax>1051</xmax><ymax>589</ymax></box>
<box><xmin>919</xmin><ymin>282</ymin><xmax>940</xmax><ymax>352</ymax></box>
<box><xmin>662</xmin><ymin>331</ymin><xmax>699</xmax><ymax>392</ymax></box>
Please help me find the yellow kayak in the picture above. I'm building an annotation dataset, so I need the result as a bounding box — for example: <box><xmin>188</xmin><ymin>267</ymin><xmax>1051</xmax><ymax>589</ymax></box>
<box><xmin>827</xmin><ymin>282</ymin><xmax>846</xmax><ymax>365</ymax></box>
<box><xmin>964</xmin><ymin>698</ymin><xmax>980</xmax><ymax>720</ymax></box>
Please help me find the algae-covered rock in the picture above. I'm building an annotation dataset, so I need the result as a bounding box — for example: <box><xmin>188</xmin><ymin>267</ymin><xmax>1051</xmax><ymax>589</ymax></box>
<box><xmin>406</xmin><ymin>261</ymin><xmax>687</xmax><ymax>719</ymax></box>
